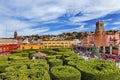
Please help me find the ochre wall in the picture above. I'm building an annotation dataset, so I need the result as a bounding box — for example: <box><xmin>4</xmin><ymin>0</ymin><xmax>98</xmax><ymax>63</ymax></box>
<box><xmin>19</xmin><ymin>40</ymin><xmax>72</xmax><ymax>50</ymax></box>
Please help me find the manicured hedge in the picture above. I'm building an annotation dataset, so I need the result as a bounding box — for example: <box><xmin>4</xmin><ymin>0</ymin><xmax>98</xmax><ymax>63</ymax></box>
<box><xmin>29</xmin><ymin>68</ymin><xmax>50</xmax><ymax>80</ymax></box>
<box><xmin>12</xmin><ymin>50</ymin><xmax>22</xmax><ymax>53</ymax></box>
<box><xmin>46</xmin><ymin>56</ymin><xmax>56</xmax><ymax>60</ymax></box>
<box><xmin>68</xmin><ymin>60</ymin><xmax>120</xmax><ymax>80</ymax></box>
<box><xmin>8</xmin><ymin>55</ymin><xmax>29</xmax><ymax>61</ymax></box>
<box><xmin>0</xmin><ymin>56</ymin><xmax>8</xmax><ymax>61</ymax></box>
<box><xmin>63</xmin><ymin>55</ymin><xmax>84</xmax><ymax>65</ymax></box>
<box><xmin>48</xmin><ymin>59</ymin><xmax>63</xmax><ymax>67</ymax></box>
<box><xmin>0</xmin><ymin>59</ymin><xmax>50</xmax><ymax>80</ymax></box>
<box><xmin>40</xmin><ymin>49</ymin><xmax>56</xmax><ymax>55</ymax></box>
<box><xmin>1</xmin><ymin>68</ymin><xmax>50</xmax><ymax>80</ymax></box>
<box><xmin>29</xmin><ymin>60</ymin><xmax>49</xmax><ymax>71</ymax></box>
<box><xmin>55</xmin><ymin>55</ymin><xmax>62</xmax><ymax>59</ymax></box>
<box><xmin>1</xmin><ymin>48</ymin><xmax>120</xmax><ymax>80</ymax></box>
<box><xmin>51</xmin><ymin>66</ymin><xmax>81</xmax><ymax>80</ymax></box>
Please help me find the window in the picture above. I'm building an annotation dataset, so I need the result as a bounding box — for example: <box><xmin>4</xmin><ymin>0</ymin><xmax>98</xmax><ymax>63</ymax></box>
<box><xmin>39</xmin><ymin>47</ymin><xmax>41</xmax><ymax>49</ymax></box>
<box><xmin>100</xmin><ymin>24</ymin><xmax>103</xmax><ymax>27</ymax></box>
<box><xmin>31</xmin><ymin>47</ymin><xmax>33</xmax><ymax>49</ymax></box>
<box><xmin>22</xmin><ymin>47</ymin><xmax>25</xmax><ymax>50</ymax></box>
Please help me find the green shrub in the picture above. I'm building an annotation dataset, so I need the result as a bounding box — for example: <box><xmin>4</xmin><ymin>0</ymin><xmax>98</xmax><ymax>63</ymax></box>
<box><xmin>55</xmin><ymin>55</ymin><xmax>62</xmax><ymax>59</ymax></box>
<box><xmin>30</xmin><ymin>59</ymin><xmax>49</xmax><ymax>71</ymax></box>
<box><xmin>64</xmin><ymin>55</ymin><xmax>84</xmax><ymax>65</ymax></box>
<box><xmin>8</xmin><ymin>55</ymin><xmax>29</xmax><ymax>61</ymax></box>
<box><xmin>55</xmin><ymin>52</ymin><xmax>64</xmax><ymax>55</ymax></box>
<box><xmin>29</xmin><ymin>68</ymin><xmax>50</xmax><ymax>80</ymax></box>
<box><xmin>46</xmin><ymin>56</ymin><xmax>56</xmax><ymax>61</ymax></box>
<box><xmin>0</xmin><ymin>59</ymin><xmax>50</xmax><ymax>80</ymax></box>
<box><xmin>51</xmin><ymin>66</ymin><xmax>81</xmax><ymax>80</ymax></box>
<box><xmin>28</xmin><ymin>51</ymin><xmax>36</xmax><ymax>59</ymax></box>
<box><xmin>48</xmin><ymin>59</ymin><xmax>63</xmax><ymax>67</ymax></box>
<box><xmin>0</xmin><ymin>56</ymin><xmax>8</xmax><ymax>61</ymax></box>
<box><xmin>21</xmin><ymin>53</ymin><xmax>29</xmax><ymax>57</ymax></box>
<box><xmin>0</xmin><ymin>66</ymin><xmax>7</xmax><ymax>73</ymax></box>
<box><xmin>40</xmin><ymin>49</ymin><xmax>56</xmax><ymax>55</ymax></box>
<box><xmin>69</xmin><ymin>60</ymin><xmax>120</xmax><ymax>80</ymax></box>
<box><xmin>12</xmin><ymin>50</ymin><xmax>22</xmax><ymax>53</ymax></box>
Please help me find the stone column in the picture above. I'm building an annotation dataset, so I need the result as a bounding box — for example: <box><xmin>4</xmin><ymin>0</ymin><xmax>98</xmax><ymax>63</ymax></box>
<box><xmin>80</xmin><ymin>47</ymin><xmax>81</xmax><ymax>51</ymax></box>
<box><xmin>118</xmin><ymin>44</ymin><xmax>120</xmax><ymax>55</ymax></box>
<box><xmin>110</xmin><ymin>45</ymin><xmax>112</xmax><ymax>55</ymax></box>
<box><xmin>85</xmin><ymin>47</ymin><xmax>87</xmax><ymax>53</ymax></box>
<box><xmin>83</xmin><ymin>47</ymin><xmax>85</xmax><ymax>52</ymax></box>
<box><xmin>81</xmin><ymin>47</ymin><xmax>82</xmax><ymax>52</ymax></box>
<box><xmin>103</xmin><ymin>46</ymin><xmax>105</xmax><ymax>54</ymax></box>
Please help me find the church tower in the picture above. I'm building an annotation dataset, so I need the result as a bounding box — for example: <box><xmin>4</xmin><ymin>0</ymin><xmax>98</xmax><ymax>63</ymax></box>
<box><xmin>94</xmin><ymin>21</ymin><xmax>106</xmax><ymax>47</ymax></box>
<box><xmin>14</xmin><ymin>31</ymin><xmax>17</xmax><ymax>39</ymax></box>
<box><xmin>95</xmin><ymin>21</ymin><xmax>104</xmax><ymax>32</ymax></box>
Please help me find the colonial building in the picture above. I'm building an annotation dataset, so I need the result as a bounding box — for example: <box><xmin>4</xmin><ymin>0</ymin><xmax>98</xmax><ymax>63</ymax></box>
<box><xmin>93</xmin><ymin>21</ymin><xmax>120</xmax><ymax>47</ymax></box>
<box><xmin>81</xmin><ymin>21</ymin><xmax>120</xmax><ymax>47</ymax></box>
<box><xmin>19</xmin><ymin>40</ymin><xmax>72</xmax><ymax>50</ymax></box>
<box><xmin>0</xmin><ymin>44</ymin><xmax>19</xmax><ymax>55</ymax></box>
<box><xmin>0</xmin><ymin>39</ymin><xmax>19</xmax><ymax>54</ymax></box>
<box><xmin>0</xmin><ymin>31</ymin><xmax>20</xmax><ymax>54</ymax></box>
<box><xmin>0</xmin><ymin>39</ymin><xmax>18</xmax><ymax>45</ymax></box>
<box><xmin>106</xmin><ymin>31</ymin><xmax>120</xmax><ymax>46</ymax></box>
<box><xmin>19</xmin><ymin>44</ymin><xmax>42</xmax><ymax>50</ymax></box>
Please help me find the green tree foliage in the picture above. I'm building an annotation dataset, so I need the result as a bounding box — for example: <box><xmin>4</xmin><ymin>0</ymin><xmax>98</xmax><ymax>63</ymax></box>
<box><xmin>91</xmin><ymin>44</ymin><xmax>99</xmax><ymax>56</ymax></box>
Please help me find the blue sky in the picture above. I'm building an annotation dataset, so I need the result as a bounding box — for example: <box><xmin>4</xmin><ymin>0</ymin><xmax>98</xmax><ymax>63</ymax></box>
<box><xmin>0</xmin><ymin>0</ymin><xmax>120</xmax><ymax>37</ymax></box>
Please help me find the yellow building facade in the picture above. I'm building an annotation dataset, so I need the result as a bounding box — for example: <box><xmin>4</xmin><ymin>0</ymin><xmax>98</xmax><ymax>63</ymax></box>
<box><xmin>19</xmin><ymin>44</ymin><xmax>42</xmax><ymax>50</ymax></box>
<box><xmin>42</xmin><ymin>40</ymin><xmax>71</xmax><ymax>48</ymax></box>
<box><xmin>19</xmin><ymin>40</ymin><xmax>72</xmax><ymax>50</ymax></box>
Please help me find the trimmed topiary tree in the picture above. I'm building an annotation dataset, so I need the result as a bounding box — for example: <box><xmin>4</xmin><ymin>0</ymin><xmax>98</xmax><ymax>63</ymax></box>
<box><xmin>51</xmin><ymin>66</ymin><xmax>81</xmax><ymax>80</ymax></box>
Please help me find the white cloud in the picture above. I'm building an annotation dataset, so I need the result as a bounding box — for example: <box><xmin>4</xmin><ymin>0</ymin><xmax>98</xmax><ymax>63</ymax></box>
<box><xmin>0</xmin><ymin>0</ymin><xmax>120</xmax><ymax>37</ymax></box>
<box><xmin>1</xmin><ymin>0</ymin><xmax>120</xmax><ymax>22</ymax></box>
<box><xmin>112</xmin><ymin>22</ymin><xmax>120</xmax><ymax>25</ymax></box>
<box><xmin>43</xmin><ymin>25</ymin><xmax>89</xmax><ymax>35</ymax></box>
<box><xmin>18</xmin><ymin>27</ymin><xmax>49</xmax><ymax>36</ymax></box>
<box><xmin>0</xmin><ymin>17</ymin><xmax>50</xmax><ymax>37</ymax></box>
<box><xmin>110</xmin><ymin>27</ymin><xmax>120</xmax><ymax>30</ymax></box>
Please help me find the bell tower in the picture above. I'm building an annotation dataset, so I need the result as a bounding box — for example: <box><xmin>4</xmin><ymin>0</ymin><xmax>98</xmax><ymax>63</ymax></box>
<box><xmin>14</xmin><ymin>31</ymin><xmax>17</xmax><ymax>39</ymax></box>
<box><xmin>95</xmin><ymin>21</ymin><xmax>104</xmax><ymax>32</ymax></box>
<box><xmin>94</xmin><ymin>21</ymin><xmax>106</xmax><ymax>47</ymax></box>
